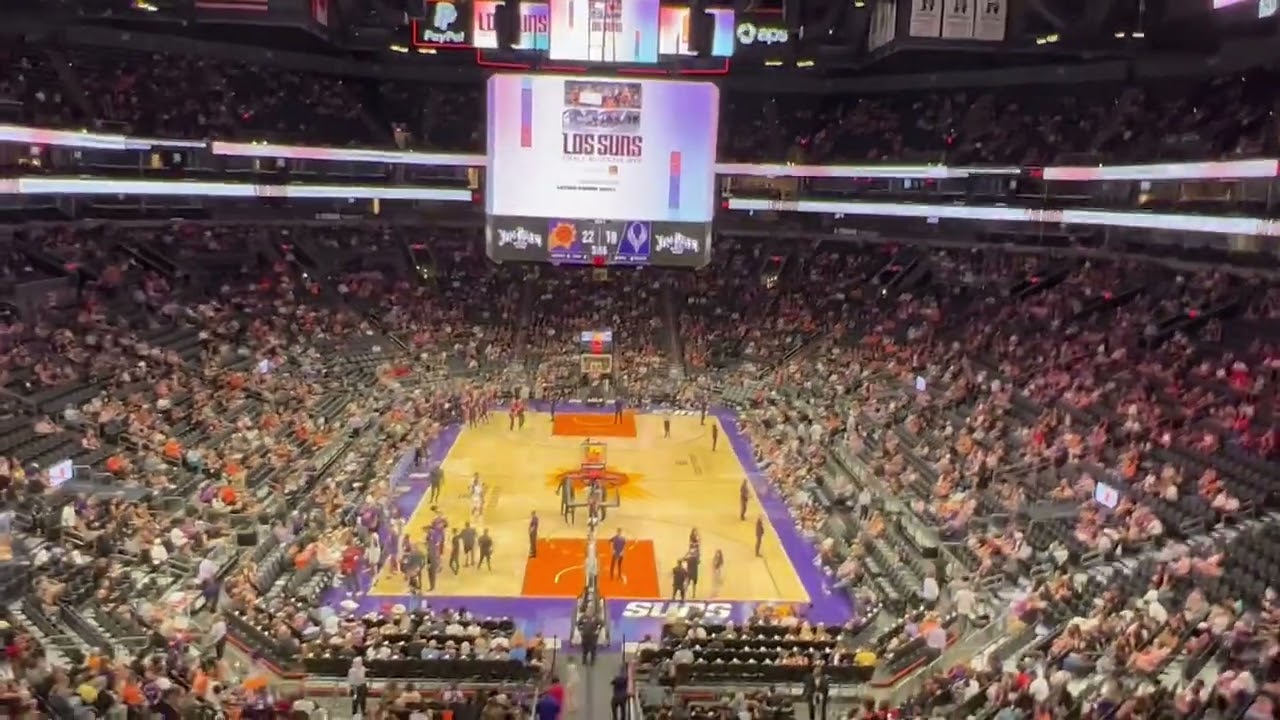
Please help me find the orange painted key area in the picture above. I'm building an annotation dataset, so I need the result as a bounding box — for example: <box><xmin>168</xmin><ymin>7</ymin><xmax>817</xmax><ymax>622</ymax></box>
<box><xmin>552</xmin><ymin>411</ymin><xmax>637</xmax><ymax>438</ymax></box>
<box><xmin>521</xmin><ymin>538</ymin><xmax>660</xmax><ymax>598</ymax></box>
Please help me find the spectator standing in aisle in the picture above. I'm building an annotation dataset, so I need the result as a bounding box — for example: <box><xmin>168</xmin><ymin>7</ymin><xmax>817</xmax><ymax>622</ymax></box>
<box><xmin>803</xmin><ymin>666</ymin><xmax>830</xmax><ymax>720</ymax></box>
<box><xmin>610</xmin><ymin>668</ymin><xmax>629</xmax><ymax>720</ymax></box>
<box><xmin>348</xmin><ymin>657</ymin><xmax>369</xmax><ymax>718</ymax></box>
<box><xmin>578</xmin><ymin>611</ymin><xmax>602</xmax><ymax>666</ymax></box>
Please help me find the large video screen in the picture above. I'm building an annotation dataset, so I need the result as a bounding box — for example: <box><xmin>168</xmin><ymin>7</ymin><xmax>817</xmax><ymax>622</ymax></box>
<box><xmin>548</xmin><ymin>0</ymin><xmax>662</xmax><ymax>62</ymax></box>
<box><xmin>485</xmin><ymin>74</ymin><xmax>719</xmax><ymax>223</ymax></box>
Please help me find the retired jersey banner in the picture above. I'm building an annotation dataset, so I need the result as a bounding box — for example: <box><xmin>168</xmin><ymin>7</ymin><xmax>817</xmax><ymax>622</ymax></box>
<box><xmin>941</xmin><ymin>0</ymin><xmax>976</xmax><ymax>38</ymax></box>
<box><xmin>867</xmin><ymin>0</ymin><xmax>898</xmax><ymax>51</ymax></box>
<box><xmin>908</xmin><ymin>0</ymin><xmax>943</xmax><ymax>38</ymax></box>
<box><xmin>973</xmin><ymin>0</ymin><xmax>1006</xmax><ymax>40</ymax></box>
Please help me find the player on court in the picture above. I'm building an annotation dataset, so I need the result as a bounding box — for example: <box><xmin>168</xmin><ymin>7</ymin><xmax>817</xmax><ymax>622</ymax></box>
<box><xmin>470</xmin><ymin>473</ymin><xmax>485</xmax><ymax>518</ymax></box>
<box><xmin>609</xmin><ymin>529</ymin><xmax>626</xmax><ymax>579</ymax></box>
<box><xmin>711</xmin><ymin>549</ymin><xmax>725</xmax><ymax>597</ymax></box>
<box><xmin>711</xmin><ymin>423</ymin><xmax>719</xmax><ymax>451</ymax></box>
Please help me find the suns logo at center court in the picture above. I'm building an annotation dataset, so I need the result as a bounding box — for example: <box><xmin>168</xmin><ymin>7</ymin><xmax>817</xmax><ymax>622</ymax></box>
<box><xmin>621</xmin><ymin>601</ymin><xmax>734</xmax><ymax>620</ymax></box>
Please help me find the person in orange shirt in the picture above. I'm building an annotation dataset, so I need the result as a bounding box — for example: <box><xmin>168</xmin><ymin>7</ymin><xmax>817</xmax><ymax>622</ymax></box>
<box><xmin>218</xmin><ymin>486</ymin><xmax>238</xmax><ymax>507</ymax></box>
<box><xmin>163</xmin><ymin>438</ymin><xmax>182</xmax><ymax>461</ymax></box>
<box><xmin>105</xmin><ymin>455</ymin><xmax>126</xmax><ymax>475</ymax></box>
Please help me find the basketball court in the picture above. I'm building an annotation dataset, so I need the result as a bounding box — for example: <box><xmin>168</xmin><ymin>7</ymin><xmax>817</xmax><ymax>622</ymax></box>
<box><xmin>366</xmin><ymin>409</ymin><xmax>811</xmax><ymax>605</ymax></box>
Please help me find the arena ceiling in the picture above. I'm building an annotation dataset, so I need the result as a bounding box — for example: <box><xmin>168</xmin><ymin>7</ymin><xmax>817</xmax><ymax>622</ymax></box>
<box><xmin>8</xmin><ymin>0</ymin><xmax>1277</xmax><ymax>76</ymax></box>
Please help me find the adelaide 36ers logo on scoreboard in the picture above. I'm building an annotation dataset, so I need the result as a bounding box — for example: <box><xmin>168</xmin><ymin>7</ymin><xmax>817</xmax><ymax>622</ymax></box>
<box><xmin>560</xmin><ymin>79</ymin><xmax>644</xmax><ymax>160</ymax></box>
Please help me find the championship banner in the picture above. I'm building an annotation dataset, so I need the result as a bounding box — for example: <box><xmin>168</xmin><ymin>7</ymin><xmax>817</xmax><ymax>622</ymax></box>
<box><xmin>486</xmin><ymin>75</ymin><xmax>719</xmax><ymax>224</ymax></box>
<box><xmin>908</xmin><ymin>0</ymin><xmax>943</xmax><ymax>37</ymax></box>
<box><xmin>548</xmin><ymin>0</ymin><xmax>662</xmax><ymax>63</ymax></box>
<box><xmin>973</xmin><ymin>0</ymin><xmax>1007</xmax><ymax>41</ymax></box>
<box><xmin>867</xmin><ymin>0</ymin><xmax>898</xmax><ymax>51</ymax></box>
<box><xmin>941</xmin><ymin>0</ymin><xmax>977</xmax><ymax>38</ymax></box>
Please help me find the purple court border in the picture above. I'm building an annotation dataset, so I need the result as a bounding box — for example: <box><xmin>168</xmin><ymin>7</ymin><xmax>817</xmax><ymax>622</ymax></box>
<box><xmin>322</xmin><ymin>403</ymin><xmax>852</xmax><ymax>645</ymax></box>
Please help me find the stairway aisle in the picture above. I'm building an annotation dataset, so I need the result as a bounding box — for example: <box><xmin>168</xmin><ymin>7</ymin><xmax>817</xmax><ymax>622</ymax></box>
<box><xmin>658</xmin><ymin>281</ymin><xmax>686</xmax><ymax>379</ymax></box>
<box><xmin>44</xmin><ymin>48</ymin><xmax>96</xmax><ymax>122</ymax></box>
<box><xmin>581</xmin><ymin>650</ymin><xmax>626</xmax><ymax>720</ymax></box>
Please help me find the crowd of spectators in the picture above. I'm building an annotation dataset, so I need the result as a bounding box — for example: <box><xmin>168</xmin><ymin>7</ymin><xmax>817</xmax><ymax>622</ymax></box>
<box><xmin>3</xmin><ymin>39</ymin><xmax>1279</xmax><ymax>163</ymax></box>
<box><xmin>0</xmin><ymin>68</ymin><xmax>1279</xmax><ymax>713</ymax></box>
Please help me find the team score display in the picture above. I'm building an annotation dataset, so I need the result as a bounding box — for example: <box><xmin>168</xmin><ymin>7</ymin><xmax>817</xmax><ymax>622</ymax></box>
<box><xmin>485</xmin><ymin>215</ymin><xmax>711</xmax><ymax>268</ymax></box>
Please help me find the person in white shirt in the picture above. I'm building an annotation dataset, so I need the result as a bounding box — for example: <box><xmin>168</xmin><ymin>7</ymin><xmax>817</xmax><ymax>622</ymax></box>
<box><xmin>60</xmin><ymin>503</ymin><xmax>77</xmax><ymax>530</ymax></box>
<box><xmin>1028</xmin><ymin>670</ymin><xmax>1050</xmax><ymax>702</ymax></box>
<box><xmin>197</xmin><ymin>557</ymin><xmax>219</xmax><ymax>585</ymax></box>
<box><xmin>348</xmin><ymin>657</ymin><xmax>368</xmax><ymax>718</ymax></box>
<box><xmin>953</xmin><ymin>581</ymin><xmax>976</xmax><ymax>618</ymax></box>
<box><xmin>924</xmin><ymin>624</ymin><xmax>947</xmax><ymax>658</ymax></box>
<box><xmin>921</xmin><ymin>567</ymin><xmax>940</xmax><ymax>607</ymax></box>
<box><xmin>207</xmin><ymin>614</ymin><xmax>228</xmax><ymax>660</ymax></box>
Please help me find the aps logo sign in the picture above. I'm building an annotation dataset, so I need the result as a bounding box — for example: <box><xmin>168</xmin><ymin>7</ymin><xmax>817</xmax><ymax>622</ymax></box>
<box><xmin>735</xmin><ymin>21</ymin><xmax>790</xmax><ymax>46</ymax></box>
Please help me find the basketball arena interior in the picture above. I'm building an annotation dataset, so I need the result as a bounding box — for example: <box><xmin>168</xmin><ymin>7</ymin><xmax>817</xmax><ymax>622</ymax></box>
<box><xmin>0</xmin><ymin>0</ymin><xmax>1279</xmax><ymax>717</ymax></box>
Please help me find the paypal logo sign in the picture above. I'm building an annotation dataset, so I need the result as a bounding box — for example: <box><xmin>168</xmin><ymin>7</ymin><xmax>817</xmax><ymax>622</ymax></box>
<box><xmin>432</xmin><ymin>1</ymin><xmax>457</xmax><ymax>29</ymax></box>
<box><xmin>419</xmin><ymin>1</ymin><xmax>468</xmax><ymax>45</ymax></box>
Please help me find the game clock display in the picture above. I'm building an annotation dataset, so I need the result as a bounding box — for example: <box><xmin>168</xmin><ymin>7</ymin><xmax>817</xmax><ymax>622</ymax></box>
<box><xmin>485</xmin><ymin>215</ymin><xmax>710</xmax><ymax>267</ymax></box>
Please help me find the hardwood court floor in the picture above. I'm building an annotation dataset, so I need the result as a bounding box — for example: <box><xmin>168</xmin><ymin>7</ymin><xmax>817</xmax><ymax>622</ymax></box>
<box><xmin>367</xmin><ymin>412</ymin><xmax>810</xmax><ymax>604</ymax></box>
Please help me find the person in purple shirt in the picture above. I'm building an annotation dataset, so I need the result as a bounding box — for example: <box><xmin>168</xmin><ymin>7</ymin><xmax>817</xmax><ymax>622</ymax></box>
<box><xmin>610</xmin><ymin>530</ymin><xmax>626</xmax><ymax>579</ymax></box>
<box><xmin>534</xmin><ymin>692</ymin><xmax>561</xmax><ymax>720</ymax></box>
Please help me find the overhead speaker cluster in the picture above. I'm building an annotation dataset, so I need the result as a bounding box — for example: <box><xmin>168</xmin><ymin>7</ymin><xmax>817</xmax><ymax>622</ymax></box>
<box><xmin>688</xmin><ymin>0</ymin><xmax>716</xmax><ymax>56</ymax></box>
<box><xmin>494</xmin><ymin>0</ymin><xmax>524</xmax><ymax>48</ymax></box>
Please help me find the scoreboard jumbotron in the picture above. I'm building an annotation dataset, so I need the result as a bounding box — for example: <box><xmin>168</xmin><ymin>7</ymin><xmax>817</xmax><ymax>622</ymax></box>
<box><xmin>483</xmin><ymin>74</ymin><xmax>717</xmax><ymax>268</ymax></box>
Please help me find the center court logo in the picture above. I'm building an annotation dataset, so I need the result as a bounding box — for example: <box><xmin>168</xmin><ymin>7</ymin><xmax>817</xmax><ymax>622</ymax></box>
<box><xmin>655</xmin><ymin>231</ymin><xmax>700</xmax><ymax>255</ymax></box>
<box><xmin>420</xmin><ymin>1</ymin><xmax>467</xmax><ymax>44</ymax></box>
<box><xmin>621</xmin><ymin>601</ymin><xmax>733</xmax><ymax>620</ymax></box>
<box><xmin>495</xmin><ymin>226</ymin><xmax>543</xmax><ymax>250</ymax></box>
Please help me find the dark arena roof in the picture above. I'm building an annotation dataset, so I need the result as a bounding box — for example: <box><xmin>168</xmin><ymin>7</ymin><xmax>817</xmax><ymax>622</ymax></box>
<box><xmin>0</xmin><ymin>0</ymin><xmax>1279</xmax><ymax>718</ymax></box>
